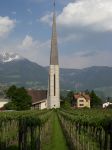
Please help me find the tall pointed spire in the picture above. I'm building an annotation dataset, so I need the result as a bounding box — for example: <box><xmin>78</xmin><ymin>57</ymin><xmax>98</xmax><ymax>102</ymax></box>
<box><xmin>47</xmin><ymin>0</ymin><xmax>60</xmax><ymax>109</ymax></box>
<box><xmin>53</xmin><ymin>0</ymin><xmax>55</xmax><ymax>8</ymax></box>
<box><xmin>50</xmin><ymin>0</ymin><xmax>58</xmax><ymax>65</ymax></box>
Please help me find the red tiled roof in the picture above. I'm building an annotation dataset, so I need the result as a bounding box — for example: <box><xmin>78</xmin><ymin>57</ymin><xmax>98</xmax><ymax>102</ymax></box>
<box><xmin>74</xmin><ymin>93</ymin><xmax>90</xmax><ymax>102</ymax></box>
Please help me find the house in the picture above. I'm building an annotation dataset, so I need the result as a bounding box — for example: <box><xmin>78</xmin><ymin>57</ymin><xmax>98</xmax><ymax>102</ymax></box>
<box><xmin>27</xmin><ymin>89</ymin><xmax>47</xmax><ymax>110</ymax></box>
<box><xmin>103</xmin><ymin>102</ymin><xmax>112</xmax><ymax>108</ymax></box>
<box><xmin>72</xmin><ymin>92</ymin><xmax>90</xmax><ymax>108</ymax></box>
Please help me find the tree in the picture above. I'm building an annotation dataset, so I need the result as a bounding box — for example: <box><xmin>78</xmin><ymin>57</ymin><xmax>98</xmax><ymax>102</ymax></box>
<box><xmin>107</xmin><ymin>104</ymin><xmax>112</xmax><ymax>109</ymax></box>
<box><xmin>5</xmin><ymin>86</ymin><xmax>32</xmax><ymax>110</ymax></box>
<box><xmin>90</xmin><ymin>90</ymin><xmax>102</xmax><ymax>108</ymax></box>
<box><xmin>6</xmin><ymin>85</ymin><xmax>17</xmax><ymax>99</ymax></box>
<box><xmin>4</xmin><ymin>102</ymin><xmax>17</xmax><ymax>110</ymax></box>
<box><xmin>60</xmin><ymin>91</ymin><xmax>74</xmax><ymax>108</ymax></box>
<box><xmin>84</xmin><ymin>89</ymin><xmax>90</xmax><ymax>95</ymax></box>
<box><xmin>107</xmin><ymin>97</ymin><xmax>112</xmax><ymax>103</ymax></box>
<box><xmin>61</xmin><ymin>100</ymin><xmax>71</xmax><ymax>109</ymax></box>
<box><xmin>66</xmin><ymin>91</ymin><xmax>75</xmax><ymax>107</ymax></box>
<box><xmin>66</xmin><ymin>91</ymin><xmax>74</xmax><ymax>102</ymax></box>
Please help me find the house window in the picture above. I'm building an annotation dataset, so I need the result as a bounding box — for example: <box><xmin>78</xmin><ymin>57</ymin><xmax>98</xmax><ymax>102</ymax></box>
<box><xmin>79</xmin><ymin>100</ymin><xmax>84</xmax><ymax>102</ymax></box>
<box><xmin>79</xmin><ymin>104</ymin><xmax>84</xmax><ymax>106</ymax></box>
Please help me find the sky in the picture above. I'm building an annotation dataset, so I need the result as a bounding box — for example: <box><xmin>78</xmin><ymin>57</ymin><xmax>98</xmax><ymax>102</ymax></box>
<box><xmin>0</xmin><ymin>0</ymin><xmax>112</xmax><ymax>69</ymax></box>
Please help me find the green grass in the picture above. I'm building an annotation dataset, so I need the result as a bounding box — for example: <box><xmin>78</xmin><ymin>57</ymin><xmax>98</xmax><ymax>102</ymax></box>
<box><xmin>5</xmin><ymin>145</ymin><xmax>18</xmax><ymax>150</ymax></box>
<box><xmin>43</xmin><ymin>111</ymin><xmax>68</xmax><ymax>150</ymax></box>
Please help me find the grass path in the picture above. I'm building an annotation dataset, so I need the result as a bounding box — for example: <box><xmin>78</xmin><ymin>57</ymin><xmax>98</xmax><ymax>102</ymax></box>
<box><xmin>43</xmin><ymin>111</ymin><xmax>68</xmax><ymax>150</ymax></box>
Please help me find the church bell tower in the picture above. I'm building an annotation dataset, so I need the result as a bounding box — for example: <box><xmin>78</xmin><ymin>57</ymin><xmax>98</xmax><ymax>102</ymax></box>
<box><xmin>47</xmin><ymin>0</ymin><xmax>60</xmax><ymax>109</ymax></box>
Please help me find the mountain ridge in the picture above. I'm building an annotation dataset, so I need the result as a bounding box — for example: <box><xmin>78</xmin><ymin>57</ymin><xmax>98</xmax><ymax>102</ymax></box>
<box><xmin>0</xmin><ymin>53</ymin><xmax>112</xmax><ymax>94</ymax></box>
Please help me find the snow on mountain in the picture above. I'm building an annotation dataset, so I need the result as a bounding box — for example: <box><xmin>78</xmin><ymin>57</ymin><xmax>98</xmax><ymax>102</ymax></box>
<box><xmin>0</xmin><ymin>52</ymin><xmax>24</xmax><ymax>63</ymax></box>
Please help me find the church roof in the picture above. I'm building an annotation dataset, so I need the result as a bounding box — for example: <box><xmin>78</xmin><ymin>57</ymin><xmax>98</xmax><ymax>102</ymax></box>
<box><xmin>50</xmin><ymin>2</ymin><xmax>59</xmax><ymax>65</ymax></box>
<box><xmin>27</xmin><ymin>89</ymin><xmax>47</xmax><ymax>104</ymax></box>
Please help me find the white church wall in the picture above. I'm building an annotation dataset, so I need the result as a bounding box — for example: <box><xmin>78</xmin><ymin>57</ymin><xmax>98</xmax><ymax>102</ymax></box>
<box><xmin>40</xmin><ymin>100</ymin><xmax>47</xmax><ymax>110</ymax></box>
<box><xmin>48</xmin><ymin>65</ymin><xmax>60</xmax><ymax>109</ymax></box>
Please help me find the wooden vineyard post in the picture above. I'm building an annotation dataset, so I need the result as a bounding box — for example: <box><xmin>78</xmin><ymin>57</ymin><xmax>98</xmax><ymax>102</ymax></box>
<box><xmin>109</xmin><ymin>122</ymin><xmax>112</xmax><ymax>150</ymax></box>
<box><xmin>18</xmin><ymin>120</ymin><xmax>23</xmax><ymax>150</ymax></box>
<box><xmin>31</xmin><ymin>126</ymin><xmax>34</xmax><ymax>150</ymax></box>
<box><xmin>104</xmin><ymin>130</ymin><xmax>108</xmax><ymax>150</ymax></box>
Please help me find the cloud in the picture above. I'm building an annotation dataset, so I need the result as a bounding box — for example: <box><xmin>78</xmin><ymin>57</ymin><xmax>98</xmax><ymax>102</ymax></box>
<box><xmin>0</xmin><ymin>34</ymin><xmax>112</xmax><ymax>69</ymax></box>
<box><xmin>40</xmin><ymin>12</ymin><xmax>53</xmax><ymax>26</ymax></box>
<box><xmin>79</xmin><ymin>51</ymin><xmax>98</xmax><ymax>57</ymax></box>
<box><xmin>19</xmin><ymin>35</ymin><xmax>40</xmax><ymax>50</ymax></box>
<box><xmin>60</xmin><ymin>50</ymin><xmax>112</xmax><ymax>69</ymax></box>
<box><xmin>17</xmin><ymin>35</ymin><xmax>50</xmax><ymax>65</ymax></box>
<box><xmin>57</xmin><ymin>0</ymin><xmax>112</xmax><ymax>31</ymax></box>
<box><xmin>21</xmin><ymin>35</ymin><xmax>34</xmax><ymax>49</ymax></box>
<box><xmin>0</xmin><ymin>16</ymin><xmax>15</xmax><ymax>38</ymax></box>
<box><xmin>59</xmin><ymin>33</ymin><xmax>83</xmax><ymax>44</ymax></box>
<box><xmin>41</xmin><ymin>0</ymin><xmax>112</xmax><ymax>32</ymax></box>
<box><xmin>19</xmin><ymin>35</ymin><xmax>50</xmax><ymax>53</ymax></box>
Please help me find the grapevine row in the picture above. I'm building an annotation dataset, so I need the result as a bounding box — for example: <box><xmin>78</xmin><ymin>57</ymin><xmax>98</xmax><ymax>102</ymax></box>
<box><xmin>0</xmin><ymin>109</ymin><xmax>52</xmax><ymax>150</ymax></box>
<box><xmin>57</xmin><ymin>109</ymin><xmax>112</xmax><ymax>150</ymax></box>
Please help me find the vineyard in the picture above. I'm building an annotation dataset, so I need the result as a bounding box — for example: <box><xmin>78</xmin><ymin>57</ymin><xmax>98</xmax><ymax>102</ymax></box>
<box><xmin>0</xmin><ymin>109</ymin><xmax>112</xmax><ymax>150</ymax></box>
<box><xmin>0</xmin><ymin>109</ymin><xmax>53</xmax><ymax>150</ymax></box>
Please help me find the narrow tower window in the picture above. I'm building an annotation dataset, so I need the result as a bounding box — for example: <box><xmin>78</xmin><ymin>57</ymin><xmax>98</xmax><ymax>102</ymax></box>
<box><xmin>49</xmin><ymin>75</ymin><xmax>50</xmax><ymax>96</ymax></box>
<box><xmin>54</xmin><ymin>74</ymin><xmax>56</xmax><ymax>96</ymax></box>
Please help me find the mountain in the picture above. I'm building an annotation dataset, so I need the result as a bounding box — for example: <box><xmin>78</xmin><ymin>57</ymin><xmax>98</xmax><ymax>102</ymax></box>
<box><xmin>60</xmin><ymin>66</ymin><xmax>112</xmax><ymax>90</ymax></box>
<box><xmin>0</xmin><ymin>53</ymin><xmax>112</xmax><ymax>96</ymax></box>
<box><xmin>0</xmin><ymin>52</ymin><xmax>48</xmax><ymax>88</ymax></box>
<box><xmin>0</xmin><ymin>52</ymin><xmax>23</xmax><ymax>63</ymax></box>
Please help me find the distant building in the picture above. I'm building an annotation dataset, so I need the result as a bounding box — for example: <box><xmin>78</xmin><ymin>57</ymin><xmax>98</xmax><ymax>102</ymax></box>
<box><xmin>103</xmin><ymin>102</ymin><xmax>112</xmax><ymax>108</ymax></box>
<box><xmin>72</xmin><ymin>92</ymin><xmax>90</xmax><ymax>108</ymax></box>
<box><xmin>27</xmin><ymin>90</ymin><xmax>47</xmax><ymax>110</ymax></box>
<box><xmin>0</xmin><ymin>98</ymin><xmax>9</xmax><ymax>109</ymax></box>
